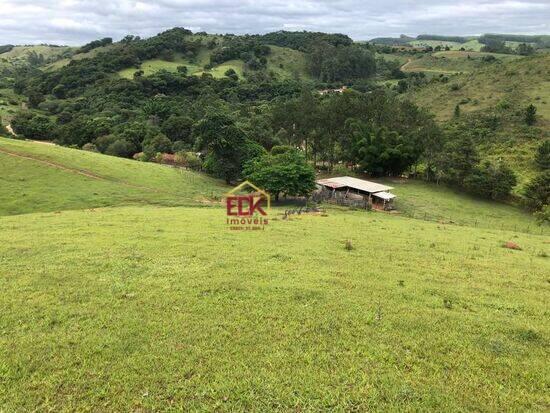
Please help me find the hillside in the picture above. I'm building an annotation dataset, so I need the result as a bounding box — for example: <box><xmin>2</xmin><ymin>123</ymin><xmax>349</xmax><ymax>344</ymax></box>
<box><xmin>401</xmin><ymin>51</ymin><xmax>523</xmax><ymax>75</ymax></box>
<box><xmin>0</xmin><ymin>44</ymin><xmax>73</xmax><ymax>69</ymax></box>
<box><xmin>0</xmin><ymin>137</ymin><xmax>227</xmax><ymax>215</ymax></box>
<box><xmin>0</xmin><ymin>138</ymin><xmax>548</xmax><ymax>410</ymax></box>
<box><xmin>0</xmin><ymin>137</ymin><xmax>543</xmax><ymax>234</ymax></box>
<box><xmin>370</xmin><ymin>33</ymin><xmax>549</xmax><ymax>52</ymax></box>
<box><xmin>117</xmin><ymin>45</ymin><xmax>309</xmax><ymax>81</ymax></box>
<box><xmin>404</xmin><ymin>53</ymin><xmax>550</xmax><ymax>186</ymax></box>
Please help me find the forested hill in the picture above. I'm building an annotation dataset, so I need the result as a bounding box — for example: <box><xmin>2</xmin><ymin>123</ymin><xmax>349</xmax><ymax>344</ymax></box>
<box><xmin>0</xmin><ymin>27</ymin><xmax>548</xmax><ymax>219</ymax></box>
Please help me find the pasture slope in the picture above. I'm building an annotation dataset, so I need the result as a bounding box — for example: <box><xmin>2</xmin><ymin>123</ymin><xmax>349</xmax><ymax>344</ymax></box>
<box><xmin>404</xmin><ymin>53</ymin><xmax>550</xmax><ymax>188</ymax></box>
<box><xmin>117</xmin><ymin>45</ymin><xmax>309</xmax><ymax>81</ymax></box>
<box><xmin>0</xmin><ymin>137</ymin><xmax>548</xmax><ymax>411</ymax></box>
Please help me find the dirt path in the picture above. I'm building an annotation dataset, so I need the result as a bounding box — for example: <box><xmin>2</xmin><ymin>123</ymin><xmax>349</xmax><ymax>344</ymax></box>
<box><xmin>400</xmin><ymin>58</ymin><xmax>413</xmax><ymax>71</ymax></box>
<box><xmin>0</xmin><ymin>147</ymin><xmax>164</xmax><ymax>194</ymax></box>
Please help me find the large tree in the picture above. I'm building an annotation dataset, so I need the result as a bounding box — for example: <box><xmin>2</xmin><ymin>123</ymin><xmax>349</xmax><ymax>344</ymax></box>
<box><xmin>243</xmin><ymin>146</ymin><xmax>316</xmax><ymax>201</ymax></box>
<box><xmin>194</xmin><ymin>112</ymin><xmax>264</xmax><ymax>184</ymax></box>
<box><xmin>524</xmin><ymin>171</ymin><xmax>550</xmax><ymax>211</ymax></box>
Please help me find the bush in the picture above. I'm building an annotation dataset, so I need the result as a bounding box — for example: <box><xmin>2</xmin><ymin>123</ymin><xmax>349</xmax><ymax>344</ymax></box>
<box><xmin>82</xmin><ymin>143</ymin><xmax>98</xmax><ymax>152</ymax></box>
<box><xmin>174</xmin><ymin>151</ymin><xmax>202</xmax><ymax>170</ymax></box>
<box><xmin>143</xmin><ymin>133</ymin><xmax>173</xmax><ymax>154</ymax></box>
<box><xmin>10</xmin><ymin>111</ymin><xmax>56</xmax><ymax>140</ymax></box>
<box><xmin>464</xmin><ymin>161</ymin><xmax>517</xmax><ymax>200</ymax></box>
<box><xmin>525</xmin><ymin>104</ymin><xmax>537</xmax><ymax>126</ymax></box>
<box><xmin>105</xmin><ymin>139</ymin><xmax>136</xmax><ymax>158</ymax></box>
<box><xmin>535</xmin><ymin>140</ymin><xmax>550</xmax><ymax>170</ymax></box>
<box><xmin>534</xmin><ymin>205</ymin><xmax>550</xmax><ymax>225</ymax></box>
<box><xmin>94</xmin><ymin>134</ymin><xmax>119</xmax><ymax>153</ymax></box>
<box><xmin>524</xmin><ymin>171</ymin><xmax>550</xmax><ymax>211</ymax></box>
<box><xmin>172</xmin><ymin>140</ymin><xmax>191</xmax><ymax>153</ymax></box>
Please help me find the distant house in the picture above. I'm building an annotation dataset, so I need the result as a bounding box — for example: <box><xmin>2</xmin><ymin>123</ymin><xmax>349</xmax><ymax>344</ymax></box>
<box><xmin>318</xmin><ymin>86</ymin><xmax>348</xmax><ymax>95</ymax></box>
<box><xmin>316</xmin><ymin>176</ymin><xmax>396</xmax><ymax>209</ymax></box>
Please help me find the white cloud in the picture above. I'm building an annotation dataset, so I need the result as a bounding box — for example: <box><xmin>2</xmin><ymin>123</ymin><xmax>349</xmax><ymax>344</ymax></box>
<box><xmin>0</xmin><ymin>0</ymin><xmax>548</xmax><ymax>45</ymax></box>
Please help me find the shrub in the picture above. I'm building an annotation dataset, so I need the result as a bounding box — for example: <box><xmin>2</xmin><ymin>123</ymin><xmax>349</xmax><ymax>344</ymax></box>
<box><xmin>82</xmin><ymin>143</ymin><xmax>98</xmax><ymax>152</ymax></box>
<box><xmin>94</xmin><ymin>134</ymin><xmax>119</xmax><ymax>153</ymax></box>
<box><xmin>464</xmin><ymin>161</ymin><xmax>517</xmax><ymax>200</ymax></box>
<box><xmin>10</xmin><ymin>111</ymin><xmax>56</xmax><ymax>140</ymax></box>
<box><xmin>534</xmin><ymin>205</ymin><xmax>550</xmax><ymax>225</ymax></box>
<box><xmin>143</xmin><ymin>133</ymin><xmax>172</xmax><ymax>154</ymax></box>
<box><xmin>524</xmin><ymin>171</ymin><xmax>550</xmax><ymax>211</ymax></box>
<box><xmin>525</xmin><ymin>104</ymin><xmax>537</xmax><ymax>126</ymax></box>
<box><xmin>105</xmin><ymin>139</ymin><xmax>136</xmax><ymax>158</ymax></box>
<box><xmin>174</xmin><ymin>151</ymin><xmax>202</xmax><ymax>170</ymax></box>
<box><xmin>535</xmin><ymin>140</ymin><xmax>550</xmax><ymax>170</ymax></box>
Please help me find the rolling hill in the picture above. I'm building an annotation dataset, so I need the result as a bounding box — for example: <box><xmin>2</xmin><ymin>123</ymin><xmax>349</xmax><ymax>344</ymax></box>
<box><xmin>370</xmin><ymin>33</ymin><xmax>549</xmax><ymax>52</ymax></box>
<box><xmin>404</xmin><ymin>53</ymin><xmax>550</xmax><ymax>186</ymax></box>
<box><xmin>116</xmin><ymin>44</ymin><xmax>309</xmax><ymax>81</ymax></box>
<box><xmin>0</xmin><ymin>137</ymin><xmax>227</xmax><ymax>215</ymax></box>
<box><xmin>401</xmin><ymin>51</ymin><xmax>523</xmax><ymax>75</ymax></box>
<box><xmin>0</xmin><ymin>137</ymin><xmax>548</xmax><ymax>411</ymax></box>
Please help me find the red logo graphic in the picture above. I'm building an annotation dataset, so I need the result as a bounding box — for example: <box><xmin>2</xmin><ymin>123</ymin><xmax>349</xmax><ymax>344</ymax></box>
<box><xmin>225</xmin><ymin>181</ymin><xmax>270</xmax><ymax>230</ymax></box>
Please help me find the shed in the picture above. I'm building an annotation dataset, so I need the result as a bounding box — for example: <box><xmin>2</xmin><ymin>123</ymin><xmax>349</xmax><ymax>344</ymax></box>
<box><xmin>316</xmin><ymin>176</ymin><xmax>397</xmax><ymax>209</ymax></box>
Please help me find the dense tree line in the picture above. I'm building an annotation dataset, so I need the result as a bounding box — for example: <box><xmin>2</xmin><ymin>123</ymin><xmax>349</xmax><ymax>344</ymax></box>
<box><xmin>307</xmin><ymin>43</ymin><xmax>376</xmax><ymax>82</ymax></box>
<box><xmin>76</xmin><ymin>37</ymin><xmax>113</xmax><ymax>54</ymax></box>
<box><xmin>416</xmin><ymin>35</ymin><xmax>468</xmax><ymax>43</ymax></box>
<box><xmin>258</xmin><ymin>31</ymin><xmax>352</xmax><ymax>52</ymax></box>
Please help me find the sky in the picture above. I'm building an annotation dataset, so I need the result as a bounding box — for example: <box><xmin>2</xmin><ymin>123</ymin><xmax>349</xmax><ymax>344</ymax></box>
<box><xmin>0</xmin><ymin>0</ymin><xmax>549</xmax><ymax>45</ymax></box>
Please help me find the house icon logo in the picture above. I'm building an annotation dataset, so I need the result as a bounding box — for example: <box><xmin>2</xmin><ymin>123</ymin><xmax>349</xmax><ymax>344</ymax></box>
<box><xmin>225</xmin><ymin>181</ymin><xmax>270</xmax><ymax>230</ymax></box>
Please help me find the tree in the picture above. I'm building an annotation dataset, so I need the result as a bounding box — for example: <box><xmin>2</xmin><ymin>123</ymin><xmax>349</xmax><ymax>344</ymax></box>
<box><xmin>517</xmin><ymin>43</ymin><xmax>534</xmax><ymax>56</ymax></box>
<box><xmin>534</xmin><ymin>205</ymin><xmax>550</xmax><ymax>225</ymax></box>
<box><xmin>525</xmin><ymin>104</ymin><xmax>537</xmax><ymax>126</ymax></box>
<box><xmin>143</xmin><ymin>133</ymin><xmax>173</xmax><ymax>154</ymax></box>
<box><xmin>453</xmin><ymin>104</ymin><xmax>461</xmax><ymax>118</ymax></box>
<box><xmin>27</xmin><ymin>89</ymin><xmax>45</xmax><ymax>108</ymax></box>
<box><xmin>194</xmin><ymin>112</ymin><xmax>262</xmax><ymax>184</ymax></box>
<box><xmin>534</xmin><ymin>140</ymin><xmax>550</xmax><ymax>171</ymax></box>
<box><xmin>10</xmin><ymin>111</ymin><xmax>56</xmax><ymax>141</ymax></box>
<box><xmin>439</xmin><ymin>133</ymin><xmax>479</xmax><ymax>186</ymax></box>
<box><xmin>524</xmin><ymin>171</ymin><xmax>550</xmax><ymax>211</ymax></box>
<box><xmin>161</xmin><ymin>115</ymin><xmax>194</xmax><ymax>144</ymax></box>
<box><xmin>243</xmin><ymin>147</ymin><xmax>316</xmax><ymax>201</ymax></box>
<box><xmin>464</xmin><ymin>161</ymin><xmax>517</xmax><ymax>200</ymax></box>
<box><xmin>105</xmin><ymin>139</ymin><xmax>136</xmax><ymax>158</ymax></box>
<box><xmin>348</xmin><ymin>123</ymin><xmax>420</xmax><ymax>176</ymax></box>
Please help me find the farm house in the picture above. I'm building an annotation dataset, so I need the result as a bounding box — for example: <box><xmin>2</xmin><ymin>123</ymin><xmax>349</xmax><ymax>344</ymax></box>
<box><xmin>315</xmin><ymin>176</ymin><xmax>397</xmax><ymax>210</ymax></box>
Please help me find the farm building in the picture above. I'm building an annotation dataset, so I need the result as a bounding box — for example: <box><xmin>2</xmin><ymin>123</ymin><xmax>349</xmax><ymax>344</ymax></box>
<box><xmin>315</xmin><ymin>176</ymin><xmax>396</xmax><ymax>209</ymax></box>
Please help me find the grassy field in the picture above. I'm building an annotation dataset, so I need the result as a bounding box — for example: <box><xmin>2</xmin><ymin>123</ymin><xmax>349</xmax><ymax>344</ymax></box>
<box><xmin>265</xmin><ymin>46</ymin><xmax>310</xmax><ymax>80</ymax></box>
<box><xmin>401</xmin><ymin>51</ymin><xmax>523</xmax><ymax>74</ymax></box>
<box><xmin>118</xmin><ymin>45</ymin><xmax>308</xmax><ymax>81</ymax></box>
<box><xmin>118</xmin><ymin>52</ymin><xmax>247</xmax><ymax>80</ymax></box>
<box><xmin>0</xmin><ymin>45</ymin><xmax>72</xmax><ymax>61</ymax></box>
<box><xmin>382</xmin><ymin>178</ymin><xmax>543</xmax><ymax>234</ymax></box>
<box><xmin>0</xmin><ymin>137</ymin><xmax>227</xmax><ymax>215</ymax></box>
<box><xmin>45</xmin><ymin>44</ymin><xmax>116</xmax><ymax>71</ymax></box>
<box><xmin>405</xmin><ymin>53</ymin><xmax>549</xmax><ymax>120</ymax></box>
<box><xmin>1</xmin><ymin>205</ymin><xmax>548</xmax><ymax>411</ymax></box>
<box><xmin>407</xmin><ymin>40</ymin><xmax>483</xmax><ymax>51</ymax></box>
<box><xmin>0</xmin><ymin>138</ymin><xmax>548</xmax><ymax>411</ymax></box>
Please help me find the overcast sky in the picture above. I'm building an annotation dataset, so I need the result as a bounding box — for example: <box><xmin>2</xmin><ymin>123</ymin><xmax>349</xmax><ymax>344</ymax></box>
<box><xmin>1</xmin><ymin>0</ymin><xmax>549</xmax><ymax>45</ymax></box>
